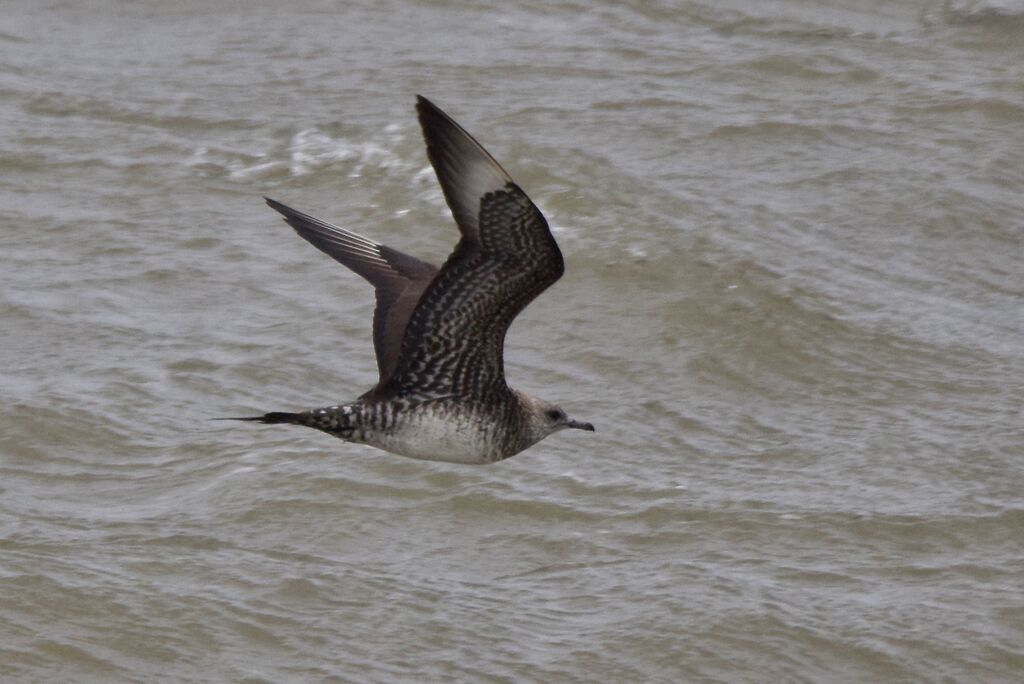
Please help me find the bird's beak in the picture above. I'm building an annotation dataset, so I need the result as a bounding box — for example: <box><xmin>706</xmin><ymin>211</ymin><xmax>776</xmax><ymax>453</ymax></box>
<box><xmin>567</xmin><ymin>419</ymin><xmax>595</xmax><ymax>432</ymax></box>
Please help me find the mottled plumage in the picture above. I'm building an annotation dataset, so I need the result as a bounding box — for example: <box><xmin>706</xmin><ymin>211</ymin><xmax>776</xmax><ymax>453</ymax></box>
<box><xmin>225</xmin><ymin>96</ymin><xmax>593</xmax><ymax>464</ymax></box>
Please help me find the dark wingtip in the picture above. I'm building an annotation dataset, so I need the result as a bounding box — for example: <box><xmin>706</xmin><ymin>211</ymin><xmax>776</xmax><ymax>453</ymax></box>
<box><xmin>264</xmin><ymin>196</ymin><xmax>289</xmax><ymax>215</ymax></box>
<box><xmin>415</xmin><ymin>95</ymin><xmax>443</xmax><ymax>122</ymax></box>
<box><xmin>265</xmin><ymin>198</ymin><xmax>308</xmax><ymax>229</ymax></box>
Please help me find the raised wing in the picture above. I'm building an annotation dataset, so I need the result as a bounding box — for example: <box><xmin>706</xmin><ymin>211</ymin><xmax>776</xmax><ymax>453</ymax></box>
<box><xmin>373</xmin><ymin>97</ymin><xmax>564</xmax><ymax>402</ymax></box>
<box><xmin>265</xmin><ymin>197</ymin><xmax>438</xmax><ymax>383</ymax></box>
<box><xmin>416</xmin><ymin>95</ymin><xmax>514</xmax><ymax>242</ymax></box>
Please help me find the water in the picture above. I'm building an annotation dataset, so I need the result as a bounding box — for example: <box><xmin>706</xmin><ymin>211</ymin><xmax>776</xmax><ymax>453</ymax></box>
<box><xmin>2</xmin><ymin>0</ymin><xmax>1022</xmax><ymax>681</ymax></box>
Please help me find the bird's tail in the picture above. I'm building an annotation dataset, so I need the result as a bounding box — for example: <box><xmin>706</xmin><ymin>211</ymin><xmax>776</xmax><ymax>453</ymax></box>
<box><xmin>216</xmin><ymin>405</ymin><xmax>358</xmax><ymax>438</ymax></box>
<box><xmin>214</xmin><ymin>412</ymin><xmax>301</xmax><ymax>425</ymax></box>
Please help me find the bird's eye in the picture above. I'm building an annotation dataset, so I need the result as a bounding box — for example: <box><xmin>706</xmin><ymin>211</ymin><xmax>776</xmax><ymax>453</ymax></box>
<box><xmin>546</xmin><ymin>409</ymin><xmax>562</xmax><ymax>421</ymax></box>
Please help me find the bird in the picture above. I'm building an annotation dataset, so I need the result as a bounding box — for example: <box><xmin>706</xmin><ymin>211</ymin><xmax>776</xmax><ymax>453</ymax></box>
<box><xmin>224</xmin><ymin>96</ymin><xmax>594</xmax><ymax>464</ymax></box>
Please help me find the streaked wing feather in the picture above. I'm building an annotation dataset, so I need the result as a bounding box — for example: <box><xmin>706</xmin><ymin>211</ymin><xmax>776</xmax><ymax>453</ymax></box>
<box><xmin>375</xmin><ymin>100</ymin><xmax>564</xmax><ymax>402</ymax></box>
<box><xmin>264</xmin><ymin>197</ymin><xmax>438</xmax><ymax>382</ymax></box>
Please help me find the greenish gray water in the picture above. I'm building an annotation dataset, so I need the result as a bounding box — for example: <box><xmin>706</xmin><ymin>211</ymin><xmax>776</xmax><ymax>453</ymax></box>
<box><xmin>1</xmin><ymin>0</ymin><xmax>1022</xmax><ymax>681</ymax></box>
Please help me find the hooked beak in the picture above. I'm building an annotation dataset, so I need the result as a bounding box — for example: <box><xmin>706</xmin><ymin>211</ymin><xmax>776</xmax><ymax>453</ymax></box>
<box><xmin>567</xmin><ymin>419</ymin><xmax>595</xmax><ymax>432</ymax></box>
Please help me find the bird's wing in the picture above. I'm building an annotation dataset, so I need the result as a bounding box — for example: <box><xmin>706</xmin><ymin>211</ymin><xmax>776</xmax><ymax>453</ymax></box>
<box><xmin>265</xmin><ymin>198</ymin><xmax>438</xmax><ymax>383</ymax></box>
<box><xmin>415</xmin><ymin>95</ymin><xmax>514</xmax><ymax>242</ymax></box>
<box><xmin>372</xmin><ymin>96</ymin><xmax>564</xmax><ymax>402</ymax></box>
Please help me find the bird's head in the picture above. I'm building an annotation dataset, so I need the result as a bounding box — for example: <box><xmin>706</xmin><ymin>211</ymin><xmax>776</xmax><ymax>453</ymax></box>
<box><xmin>517</xmin><ymin>391</ymin><xmax>595</xmax><ymax>445</ymax></box>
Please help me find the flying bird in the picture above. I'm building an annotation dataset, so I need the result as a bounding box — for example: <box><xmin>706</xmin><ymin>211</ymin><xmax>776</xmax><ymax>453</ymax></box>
<box><xmin>226</xmin><ymin>96</ymin><xmax>593</xmax><ymax>464</ymax></box>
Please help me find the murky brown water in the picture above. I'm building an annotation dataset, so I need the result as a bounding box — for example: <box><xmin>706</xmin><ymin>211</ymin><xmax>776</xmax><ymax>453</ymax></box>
<box><xmin>2</xmin><ymin>1</ymin><xmax>1022</xmax><ymax>681</ymax></box>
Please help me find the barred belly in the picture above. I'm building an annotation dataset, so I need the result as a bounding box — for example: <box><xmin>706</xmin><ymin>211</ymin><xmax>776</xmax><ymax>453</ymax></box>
<box><xmin>360</xmin><ymin>402</ymin><xmax>508</xmax><ymax>465</ymax></box>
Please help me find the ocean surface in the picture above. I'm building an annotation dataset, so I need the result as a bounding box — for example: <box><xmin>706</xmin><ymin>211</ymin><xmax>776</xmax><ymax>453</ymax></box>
<box><xmin>2</xmin><ymin>0</ymin><xmax>1022</xmax><ymax>681</ymax></box>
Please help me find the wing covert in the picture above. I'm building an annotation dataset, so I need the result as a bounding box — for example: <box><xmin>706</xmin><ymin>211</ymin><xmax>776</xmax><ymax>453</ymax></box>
<box><xmin>375</xmin><ymin>101</ymin><xmax>565</xmax><ymax>402</ymax></box>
